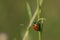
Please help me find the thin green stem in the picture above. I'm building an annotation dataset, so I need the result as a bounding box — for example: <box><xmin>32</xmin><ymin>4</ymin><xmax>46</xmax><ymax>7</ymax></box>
<box><xmin>37</xmin><ymin>0</ymin><xmax>40</xmax><ymax>19</ymax></box>
<box><xmin>39</xmin><ymin>31</ymin><xmax>42</xmax><ymax>40</ymax></box>
<box><xmin>37</xmin><ymin>0</ymin><xmax>42</xmax><ymax>40</ymax></box>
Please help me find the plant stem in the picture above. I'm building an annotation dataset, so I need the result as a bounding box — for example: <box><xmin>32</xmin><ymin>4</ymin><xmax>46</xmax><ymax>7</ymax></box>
<box><xmin>37</xmin><ymin>0</ymin><xmax>40</xmax><ymax>19</ymax></box>
<box><xmin>37</xmin><ymin>0</ymin><xmax>42</xmax><ymax>40</ymax></box>
<box><xmin>39</xmin><ymin>31</ymin><xmax>42</xmax><ymax>40</ymax></box>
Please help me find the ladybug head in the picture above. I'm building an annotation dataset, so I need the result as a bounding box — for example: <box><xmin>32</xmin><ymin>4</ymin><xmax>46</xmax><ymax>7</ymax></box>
<box><xmin>33</xmin><ymin>20</ymin><xmax>38</xmax><ymax>24</ymax></box>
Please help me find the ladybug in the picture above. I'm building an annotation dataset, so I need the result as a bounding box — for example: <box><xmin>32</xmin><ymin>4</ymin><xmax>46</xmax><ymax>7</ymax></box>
<box><xmin>33</xmin><ymin>21</ymin><xmax>41</xmax><ymax>31</ymax></box>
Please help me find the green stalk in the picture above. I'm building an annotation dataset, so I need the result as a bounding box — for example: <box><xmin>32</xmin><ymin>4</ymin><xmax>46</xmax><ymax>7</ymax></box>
<box><xmin>37</xmin><ymin>0</ymin><xmax>42</xmax><ymax>40</ymax></box>
<box><xmin>37</xmin><ymin>0</ymin><xmax>40</xmax><ymax>19</ymax></box>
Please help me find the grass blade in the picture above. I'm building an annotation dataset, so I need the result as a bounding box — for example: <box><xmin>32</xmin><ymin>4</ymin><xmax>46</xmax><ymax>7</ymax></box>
<box><xmin>26</xmin><ymin>2</ymin><xmax>32</xmax><ymax>19</ymax></box>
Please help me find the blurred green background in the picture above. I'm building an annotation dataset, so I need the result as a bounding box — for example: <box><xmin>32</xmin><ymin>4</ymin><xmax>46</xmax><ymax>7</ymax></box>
<box><xmin>0</xmin><ymin>0</ymin><xmax>60</xmax><ymax>40</ymax></box>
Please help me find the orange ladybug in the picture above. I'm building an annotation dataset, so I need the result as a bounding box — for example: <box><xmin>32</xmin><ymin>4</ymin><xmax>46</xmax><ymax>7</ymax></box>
<box><xmin>33</xmin><ymin>21</ymin><xmax>40</xmax><ymax>31</ymax></box>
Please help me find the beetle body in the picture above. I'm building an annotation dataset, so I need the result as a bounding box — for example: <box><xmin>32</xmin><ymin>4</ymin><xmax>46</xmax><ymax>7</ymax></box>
<box><xmin>33</xmin><ymin>21</ymin><xmax>41</xmax><ymax>31</ymax></box>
